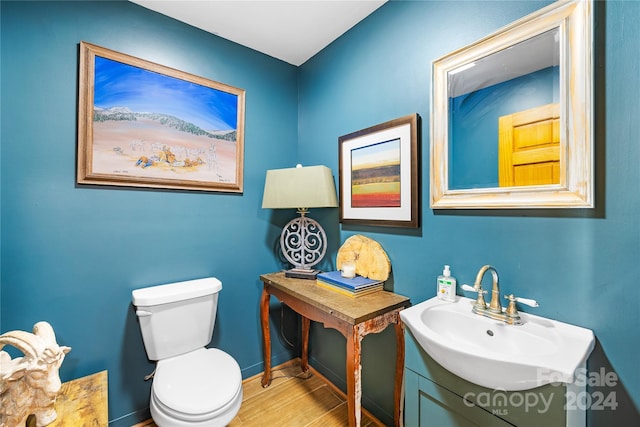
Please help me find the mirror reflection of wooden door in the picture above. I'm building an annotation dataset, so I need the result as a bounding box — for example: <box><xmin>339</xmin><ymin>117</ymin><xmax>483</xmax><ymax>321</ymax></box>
<box><xmin>498</xmin><ymin>103</ymin><xmax>560</xmax><ymax>187</ymax></box>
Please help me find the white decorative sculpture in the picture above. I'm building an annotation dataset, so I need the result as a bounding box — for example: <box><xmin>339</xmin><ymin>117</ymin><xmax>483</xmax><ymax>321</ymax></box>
<box><xmin>0</xmin><ymin>321</ymin><xmax>71</xmax><ymax>427</ymax></box>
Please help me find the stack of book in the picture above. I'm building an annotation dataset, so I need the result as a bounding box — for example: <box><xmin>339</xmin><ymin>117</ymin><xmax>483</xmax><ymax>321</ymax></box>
<box><xmin>316</xmin><ymin>271</ymin><xmax>384</xmax><ymax>298</ymax></box>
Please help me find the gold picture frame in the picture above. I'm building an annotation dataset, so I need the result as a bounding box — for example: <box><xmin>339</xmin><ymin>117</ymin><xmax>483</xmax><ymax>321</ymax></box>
<box><xmin>77</xmin><ymin>41</ymin><xmax>246</xmax><ymax>193</ymax></box>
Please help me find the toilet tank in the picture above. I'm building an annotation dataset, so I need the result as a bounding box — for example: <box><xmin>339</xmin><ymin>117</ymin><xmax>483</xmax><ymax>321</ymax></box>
<box><xmin>132</xmin><ymin>277</ymin><xmax>222</xmax><ymax>360</ymax></box>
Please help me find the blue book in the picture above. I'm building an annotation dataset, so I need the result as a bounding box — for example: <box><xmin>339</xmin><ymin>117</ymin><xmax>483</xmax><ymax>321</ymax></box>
<box><xmin>316</xmin><ymin>280</ymin><xmax>383</xmax><ymax>297</ymax></box>
<box><xmin>316</xmin><ymin>270</ymin><xmax>382</xmax><ymax>290</ymax></box>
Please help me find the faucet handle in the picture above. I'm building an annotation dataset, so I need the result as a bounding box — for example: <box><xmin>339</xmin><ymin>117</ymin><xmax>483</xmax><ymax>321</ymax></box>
<box><xmin>504</xmin><ymin>294</ymin><xmax>539</xmax><ymax>307</ymax></box>
<box><xmin>461</xmin><ymin>284</ymin><xmax>487</xmax><ymax>309</ymax></box>
<box><xmin>504</xmin><ymin>294</ymin><xmax>539</xmax><ymax>320</ymax></box>
<box><xmin>461</xmin><ymin>284</ymin><xmax>487</xmax><ymax>294</ymax></box>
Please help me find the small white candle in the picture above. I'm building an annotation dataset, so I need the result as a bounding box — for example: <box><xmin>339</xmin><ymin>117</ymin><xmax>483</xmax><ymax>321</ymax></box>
<box><xmin>341</xmin><ymin>263</ymin><xmax>356</xmax><ymax>278</ymax></box>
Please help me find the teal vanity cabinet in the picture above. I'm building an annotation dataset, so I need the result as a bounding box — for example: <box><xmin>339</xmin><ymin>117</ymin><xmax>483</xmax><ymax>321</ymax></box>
<box><xmin>404</xmin><ymin>329</ymin><xmax>568</xmax><ymax>427</ymax></box>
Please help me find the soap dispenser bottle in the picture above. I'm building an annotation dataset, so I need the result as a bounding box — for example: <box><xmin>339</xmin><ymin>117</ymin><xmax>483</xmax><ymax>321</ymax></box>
<box><xmin>437</xmin><ymin>265</ymin><xmax>457</xmax><ymax>302</ymax></box>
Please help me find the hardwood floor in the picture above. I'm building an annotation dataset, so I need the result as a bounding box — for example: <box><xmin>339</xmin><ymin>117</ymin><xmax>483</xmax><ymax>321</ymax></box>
<box><xmin>133</xmin><ymin>358</ymin><xmax>385</xmax><ymax>427</ymax></box>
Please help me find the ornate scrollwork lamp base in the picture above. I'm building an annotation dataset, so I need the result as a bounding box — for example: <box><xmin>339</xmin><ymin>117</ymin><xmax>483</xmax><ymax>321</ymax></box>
<box><xmin>280</xmin><ymin>209</ymin><xmax>327</xmax><ymax>279</ymax></box>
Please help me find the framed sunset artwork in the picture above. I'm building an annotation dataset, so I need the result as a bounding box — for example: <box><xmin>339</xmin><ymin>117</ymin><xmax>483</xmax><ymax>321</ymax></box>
<box><xmin>339</xmin><ymin>114</ymin><xmax>420</xmax><ymax>228</ymax></box>
<box><xmin>77</xmin><ymin>41</ymin><xmax>245</xmax><ymax>193</ymax></box>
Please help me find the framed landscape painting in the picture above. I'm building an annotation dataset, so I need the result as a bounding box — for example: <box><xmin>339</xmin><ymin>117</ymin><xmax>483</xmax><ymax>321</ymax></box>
<box><xmin>77</xmin><ymin>41</ymin><xmax>245</xmax><ymax>192</ymax></box>
<box><xmin>339</xmin><ymin>114</ymin><xmax>420</xmax><ymax>228</ymax></box>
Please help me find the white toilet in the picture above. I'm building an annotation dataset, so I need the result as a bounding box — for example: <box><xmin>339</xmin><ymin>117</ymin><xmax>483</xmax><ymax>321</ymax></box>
<box><xmin>132</xmin><ymin>277</ymin><xmax>243</xmax><ymax>426</ymax></box>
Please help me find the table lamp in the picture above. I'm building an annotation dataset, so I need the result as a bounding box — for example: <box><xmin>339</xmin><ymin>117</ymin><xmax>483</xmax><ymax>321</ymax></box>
<box><xmin>262</xmin><ymin>165</ymin><xmax>338</xmax><ymax>279</ymax></box>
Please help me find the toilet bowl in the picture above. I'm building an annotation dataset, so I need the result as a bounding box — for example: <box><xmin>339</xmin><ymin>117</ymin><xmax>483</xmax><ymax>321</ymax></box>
<box><xmin>132</xmin><ymin>278</ymin><xmax>243</xmax><ymax>426</ymax></box>
<box><xmin>150</xmin><ymin>349</ymin><xmax>242</xmax><ymax>426</ymax></box>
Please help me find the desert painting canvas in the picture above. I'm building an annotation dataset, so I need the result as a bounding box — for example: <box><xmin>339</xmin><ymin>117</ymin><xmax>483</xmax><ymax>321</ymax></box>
<box><xmin>78</xmin><ymin>42</ymin><xmax>245</xmax><ymax>192</ymax></box>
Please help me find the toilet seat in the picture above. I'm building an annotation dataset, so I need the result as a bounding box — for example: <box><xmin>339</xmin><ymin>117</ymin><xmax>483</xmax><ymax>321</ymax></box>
<box><xmin>152</xmin><ymin>348</ymin><xmax>242</xmax><ymax>422</ymax></box>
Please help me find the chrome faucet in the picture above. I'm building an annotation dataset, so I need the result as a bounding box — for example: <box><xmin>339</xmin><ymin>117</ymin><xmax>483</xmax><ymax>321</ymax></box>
<box><xmin>463</xmin><ymin>265</ymin><xmax>539</xmax><ymax>325</ymax></box>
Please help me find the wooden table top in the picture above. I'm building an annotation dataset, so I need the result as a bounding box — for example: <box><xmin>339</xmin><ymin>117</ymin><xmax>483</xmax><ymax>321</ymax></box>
<box><xmin>42</xmin><ymin>371</ymin><xmax>108</xmax><ymax>427</ymax></box>
<box><xmin>260</xmin><ymin>271</ymin><xmax>411</xmax><ymax>325</ymax></box>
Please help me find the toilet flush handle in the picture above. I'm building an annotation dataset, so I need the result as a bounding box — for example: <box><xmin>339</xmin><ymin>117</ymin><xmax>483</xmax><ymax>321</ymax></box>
<box><xmin>136</xmin><ymin>310</ymin><xmax>153</xmax><ymax>317</ymax></box>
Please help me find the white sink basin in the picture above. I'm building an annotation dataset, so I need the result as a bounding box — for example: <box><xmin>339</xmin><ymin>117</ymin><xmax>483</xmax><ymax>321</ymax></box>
<box><xmin>400</xmin><ymin>296</ymin><xmax>595</xmax><ymax>391</ymax></box>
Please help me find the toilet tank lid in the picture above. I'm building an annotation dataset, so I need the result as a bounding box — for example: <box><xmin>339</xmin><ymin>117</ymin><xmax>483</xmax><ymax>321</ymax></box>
<box><xmin>132</xmin><ymin>277</ymin><xmax>222</xmax><ymax>306</ymax></box>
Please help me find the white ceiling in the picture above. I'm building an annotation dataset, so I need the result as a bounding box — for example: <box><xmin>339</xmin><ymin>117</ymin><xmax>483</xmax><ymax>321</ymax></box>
<box><xmin>130</xmin><ymin>0</ymin><xmax>387</xmax><ymax>66</ymax></box>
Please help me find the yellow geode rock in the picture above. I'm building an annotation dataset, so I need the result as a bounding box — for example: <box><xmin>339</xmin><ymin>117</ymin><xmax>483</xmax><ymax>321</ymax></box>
<box><xmin>336</xmin><ymin>235</ymin><xmax>391</xmax><ymax>281</ymax></box>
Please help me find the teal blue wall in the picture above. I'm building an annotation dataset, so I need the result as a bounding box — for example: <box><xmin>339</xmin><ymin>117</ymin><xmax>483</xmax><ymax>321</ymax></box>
<box><xmin>1</xmin><ymin>1</ymin><xmax>299</xmax><ymax>425</ymax></box>
<box><xmin>299</xmin><ymin>0</ymin><xmax>639</xmax><ymax>425</ymax></box>
<box><xmin>2</xmin><ymin>1</ymin><xmax>639</xmax><ymax>426</ymax></box>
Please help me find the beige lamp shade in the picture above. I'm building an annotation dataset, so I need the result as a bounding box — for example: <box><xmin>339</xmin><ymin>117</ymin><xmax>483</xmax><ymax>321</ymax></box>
<box><xmin>262</xmin><ymin>165</ymin><xmax>338</xmax><ymax>209</ymax></box>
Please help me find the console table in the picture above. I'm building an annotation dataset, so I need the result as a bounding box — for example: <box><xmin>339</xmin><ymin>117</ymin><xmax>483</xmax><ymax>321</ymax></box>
<box><xmin>260</xmin><ymin>272</ymin><xmax>411</xmax><ymax>427</ymax></box>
